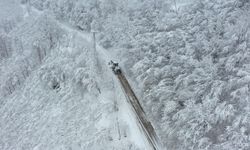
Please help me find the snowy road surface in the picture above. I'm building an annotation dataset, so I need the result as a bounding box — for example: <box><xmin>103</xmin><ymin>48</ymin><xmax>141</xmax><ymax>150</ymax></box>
<box><xmin>117</xmin><ymin>73</ymin><xmax>162</xmax><ymax>150</ymax></box>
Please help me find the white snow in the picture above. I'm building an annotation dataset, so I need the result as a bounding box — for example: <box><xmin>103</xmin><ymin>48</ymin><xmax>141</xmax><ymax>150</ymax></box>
<box><xmin>1</xmin><ymin>0</ymin><xmax>250</xmax><ymax>149</ymax></box>
<box><xmin>0</xmin><ymin>1</ymin><xmax>152</xmax><ymax>149</ymax></box>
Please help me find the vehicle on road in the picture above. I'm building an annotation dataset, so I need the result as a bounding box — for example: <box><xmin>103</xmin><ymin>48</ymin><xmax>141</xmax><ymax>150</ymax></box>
<box><xmin>108</xmin><ymin>60</ymin><xmax>122</xmax><ymax>74</ymax></box>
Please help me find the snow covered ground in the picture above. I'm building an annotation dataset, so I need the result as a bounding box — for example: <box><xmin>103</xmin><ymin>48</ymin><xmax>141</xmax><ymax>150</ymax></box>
<box><xmin>1</xmin><ymin>0</ymin><xmax>250</xmax><ymax>150</ymax></box>
<box><xmin>0</xmin><ymin>0</ymin><xmax>151</xmax><ymax>150</ymax></box>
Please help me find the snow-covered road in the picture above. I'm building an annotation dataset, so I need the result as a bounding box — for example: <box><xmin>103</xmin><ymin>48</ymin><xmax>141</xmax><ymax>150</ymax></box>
<box><xmin>117</xmin><ymin>72</ymin><xmax>162</xmax><ymax>150</ymax></box>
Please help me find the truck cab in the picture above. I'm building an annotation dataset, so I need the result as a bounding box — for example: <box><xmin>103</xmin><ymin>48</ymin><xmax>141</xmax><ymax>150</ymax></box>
<box><xmin>108</xmin><ymin>60</ymin><xmax>122</xmax><ymax>74</ymax></box>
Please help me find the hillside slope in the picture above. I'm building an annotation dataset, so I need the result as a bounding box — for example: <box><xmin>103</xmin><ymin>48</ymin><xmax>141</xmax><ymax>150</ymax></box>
<box><xmin>0</xmin><ymin>1</ymin><xmax>147</xmax><ymax>150</ymax></box>
<box><xmin>1</xmin><ymin>0</ymin><xmax>250</xmax><ymax>150</ymax></box>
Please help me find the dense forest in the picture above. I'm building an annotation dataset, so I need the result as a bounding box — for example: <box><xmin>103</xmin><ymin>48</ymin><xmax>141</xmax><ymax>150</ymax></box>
<box><xmin>1</xmin><ymin>0</ymin><xmax>250</xmax><ymax>149</ymax></box>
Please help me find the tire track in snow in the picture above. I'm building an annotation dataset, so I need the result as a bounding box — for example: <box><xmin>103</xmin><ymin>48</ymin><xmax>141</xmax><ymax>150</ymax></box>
<box><xmin>117</xmin><ymin>73</ymin><xmax>162</xmax><ymax>150</ymax></box>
